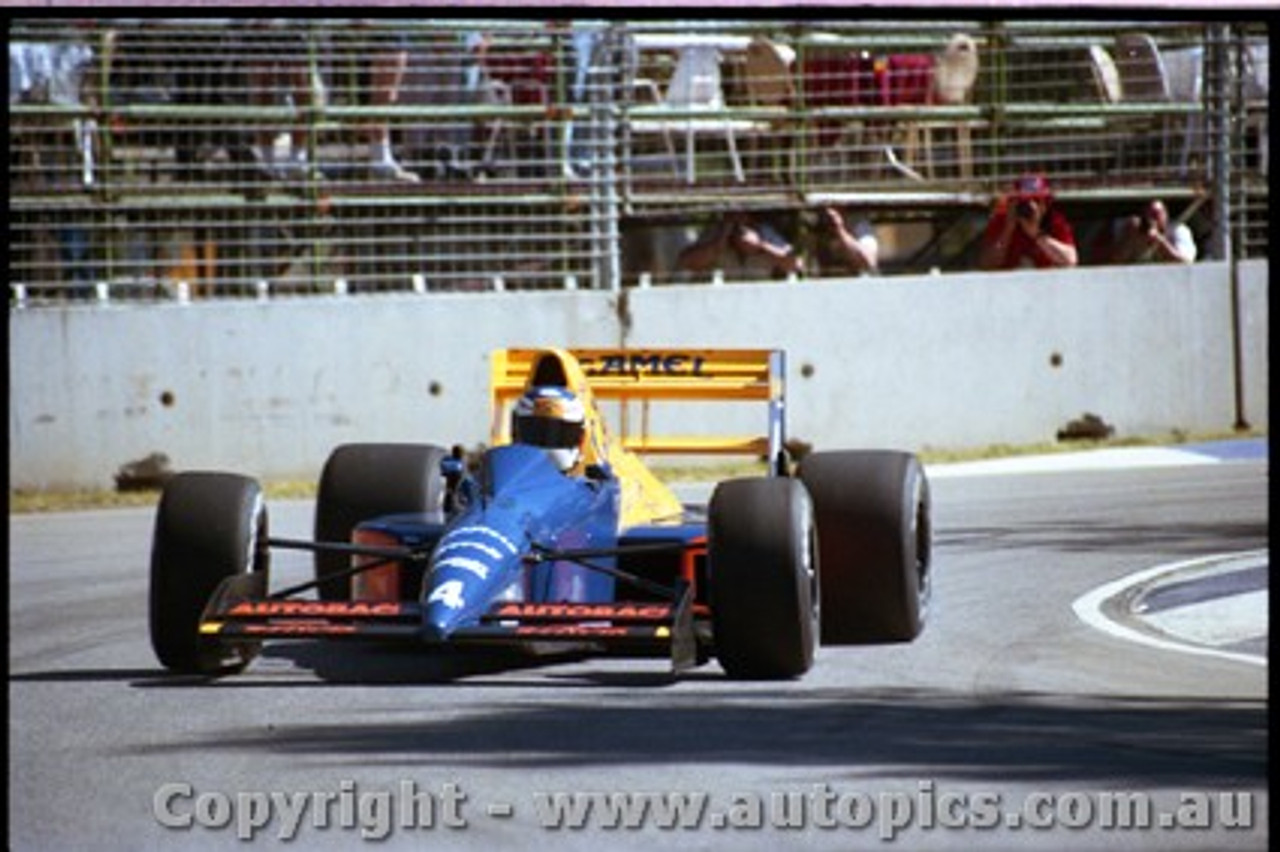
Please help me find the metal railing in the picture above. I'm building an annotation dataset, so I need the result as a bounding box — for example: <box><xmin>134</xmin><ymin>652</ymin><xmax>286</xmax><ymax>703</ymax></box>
<box><xmin>8</xmin><ymin>18</ymin><xmax>1268</xmax><ymax>303</ymax></box>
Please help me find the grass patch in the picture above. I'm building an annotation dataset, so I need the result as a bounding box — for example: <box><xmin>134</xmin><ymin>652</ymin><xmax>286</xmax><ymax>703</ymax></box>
<box><xmin>649</xmin><ymin>460</ymin><xmax>770</xmax><ymax>482</ymax></box>
<box><xmin>10</xmin><ymin>488</ymin><xmax>165</xmax><ymax>514</ymax></box>
<box><xmin>9</xmin><ymin>429</ymin><xmax>1264</xmax><ymax>515</ymax></box>
<box><xmin>9</xmin><ymin>480</ymin><xmax>317</xmax><ymax>515</ymax></box>
<box><xmin>917</xmin><ymin>427</ymin><xmax>1264</xmax><ymax>465</ymax></box>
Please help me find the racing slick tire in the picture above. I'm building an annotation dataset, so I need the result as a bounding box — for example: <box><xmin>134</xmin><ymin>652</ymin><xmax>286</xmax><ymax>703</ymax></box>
<box><xmin>798</xmin><ymin>450</ymin><xmax>932</xmax><ymax>644</ymax></box>
<box><xmin>150</xmin><ymin>472</ymin><xmax>270</xmax><ymax>674</ymax></box>
<box><xmin>709</xmin><ymin>477</ymin><xmax>818</xmax><ymax>679</ymax></box>
<box><xmin>314</xmin><ymin>443</ymin><xmax>448</xmax><ymax>601</ymax></box>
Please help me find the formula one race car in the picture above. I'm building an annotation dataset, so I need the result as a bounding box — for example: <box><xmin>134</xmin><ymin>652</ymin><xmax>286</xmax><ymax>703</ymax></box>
<box><xmin>150</xmin><ymin>348</ymin><xmax>931</xmax><ymax>680</ymax></box>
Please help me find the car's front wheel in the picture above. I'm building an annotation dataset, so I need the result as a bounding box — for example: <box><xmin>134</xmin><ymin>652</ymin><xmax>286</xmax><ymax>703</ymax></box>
<box><xmin>799</xmin><ymin>450</ymin><xmax>931</xmax><ymax>644</ymax></box>
<box><xmin>150</xmin><ymin>472</ymin><xmax>269</xmax><ymax>674</ymax></box>
<box><xmin>709</xmin><ymin>477</ymin><xmax>818</xmax><ymax>679</ymax></box>
<box><xmin>313</xmin><ymin>443</ymin><xmax>448</xmax><ymax>600</ymax></box>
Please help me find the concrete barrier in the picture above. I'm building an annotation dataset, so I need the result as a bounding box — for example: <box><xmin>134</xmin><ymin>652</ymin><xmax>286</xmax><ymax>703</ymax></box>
<box><xmin>9</xmin><ymin>261</ymin><xmax>1267</xmax><ymax>490</ymax></box>
<box><xmin>1238</xmin><ymin>258</ymin><xmax>1269</xmax><ymax>430</ymax></box>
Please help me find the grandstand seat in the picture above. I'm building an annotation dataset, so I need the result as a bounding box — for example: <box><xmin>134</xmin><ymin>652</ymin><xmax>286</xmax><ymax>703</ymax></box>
<box><xmin>631</xmin><ymin>44</ymin><xmax>760</xmax><ymax>184</ymax></box>
<box><xmin>741</xmin><ymin>35</ymin><xmax>796</xmax><ymax>182</ymax></box>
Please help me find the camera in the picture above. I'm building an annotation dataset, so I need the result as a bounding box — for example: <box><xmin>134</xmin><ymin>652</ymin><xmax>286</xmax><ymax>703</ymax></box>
<box><xmin>1015</xmin><ymin>199</ymin><xmax>1035</xmax><ymax>220</ymax></box>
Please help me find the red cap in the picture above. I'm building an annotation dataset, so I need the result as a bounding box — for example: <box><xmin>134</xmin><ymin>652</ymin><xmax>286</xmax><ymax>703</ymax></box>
<box><xmin>1013</xmin><ymin>174</ymin><xmax>1052</xmax><ymax>199</ymax></box>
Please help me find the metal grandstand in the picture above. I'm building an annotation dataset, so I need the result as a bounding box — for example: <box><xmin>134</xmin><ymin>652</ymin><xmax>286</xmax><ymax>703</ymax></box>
<box><xmin>8</xmin><ymin>18</ymin><xmax>1268</xmax><ymax>302</ymax></box>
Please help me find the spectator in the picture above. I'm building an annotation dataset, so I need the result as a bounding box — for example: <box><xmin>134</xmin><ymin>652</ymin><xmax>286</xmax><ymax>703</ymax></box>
<box><xmin>329</xmin><ymin>22</ymin><xmax>422</xmax><ymax>182</ymax></box>
<box><xmin>560</xmin><ymin>21</ymin><xmax>616</xmax><ymax>179</ymax></box>
<box><xmin>813</xmin><ymin>206</ymin><xmax>879</xmax><ymax>275</ymax></box>
<box><xmin>395</xmin><ymin>29</ymin><xmax>491</xmax><ymax>181</ymax></box>
<box><xmin>978</xmin><ymin>174</ymin><xmax>1078</xmax><ymax>270</ymax></box>
<box><xmin>1106</xmin><ymin>199</ymin><xmax>1197</xmax><ymax>264</ymax></box>
<box><xmin>361</xmin><ymin>24</ymin><xmax>419</xmax><ymax>183</ymax></box>
<box><xmin>10</xmin><ymin>28</ymin><xmax>100</xmax><ymax>287</ymax></box>
<box><xmin>676</xmin><ymin>212</ymin><xmax>803</xmax><ymax>281</ymax></box>
<box><xmin>243</xmin><ymin>20</ymin><xmax>323</xmax><ymax>180</ymax></box>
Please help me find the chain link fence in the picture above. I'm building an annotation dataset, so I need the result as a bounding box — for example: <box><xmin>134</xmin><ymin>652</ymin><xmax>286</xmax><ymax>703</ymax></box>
<box><xmin>9</xmin><ymin>18</ymin><xmax>1268</xmax><ymax>303</ymax></box>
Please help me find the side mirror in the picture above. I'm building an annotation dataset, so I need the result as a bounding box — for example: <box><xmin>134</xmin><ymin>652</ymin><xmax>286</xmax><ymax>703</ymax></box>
<box><xmin>442</xmin><ymin>448</ymin><xmax>468</xmax><ymax>513</ymax></box>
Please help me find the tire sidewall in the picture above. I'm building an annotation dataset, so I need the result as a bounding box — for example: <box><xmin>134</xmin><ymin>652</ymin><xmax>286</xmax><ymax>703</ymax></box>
<box><xmin>709</xmin><ymin>477</ymin><xmax>817</xmax><ymax>679</ymax></box>
<box><xmin>799</xmin><ymin>450</ymin><xmax>931</xmax><ymax>644</ymax></box>
<box><xmin>150</xmin><ymin>471</ymin><xmax>268</xmax><ymax>673</ymax></box>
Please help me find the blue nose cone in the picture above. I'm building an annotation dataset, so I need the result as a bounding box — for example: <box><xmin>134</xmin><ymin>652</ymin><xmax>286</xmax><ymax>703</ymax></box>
<box><xmin>422</xmin><ymin>522</ymin><xmax>524</xmax><ymax>640</ymax></box>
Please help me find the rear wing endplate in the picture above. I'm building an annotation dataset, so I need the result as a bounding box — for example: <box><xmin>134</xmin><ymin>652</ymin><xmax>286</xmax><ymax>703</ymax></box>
<box><xmin>491</xmin><ymin>348</ymin><xmax>787</xmax><ymax>467</ymax></box>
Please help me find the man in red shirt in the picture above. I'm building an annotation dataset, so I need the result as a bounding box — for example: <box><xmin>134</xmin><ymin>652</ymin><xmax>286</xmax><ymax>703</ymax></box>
<box><xmin>978</xmin><ymin>174</ymin><xmax>1078</xmax><ymax>270</ymax></box>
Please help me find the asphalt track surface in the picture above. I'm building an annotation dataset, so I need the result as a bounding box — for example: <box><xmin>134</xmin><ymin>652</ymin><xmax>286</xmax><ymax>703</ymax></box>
<box><xmin>9</xmin><ymin>451</ymin><xmax>1268</xmax><ymax>851</ymax></box>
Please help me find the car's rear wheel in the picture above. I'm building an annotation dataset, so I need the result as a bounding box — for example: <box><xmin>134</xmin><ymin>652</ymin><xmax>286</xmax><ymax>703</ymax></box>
<box><xmin>798</xmin><ymin>450</ymin><xmax>931</xmax><ymax>644</ymax></box>
<box><xmin>150</xmin><ymin>472</ymin><xmax>269</xmax><ymax>674</ymax></box>
<box><xmin>709</xmin><ymin>477</ymin><xmax>818</xmax><ymax>679</ymax></box>
<box><xmin>314</xmin><ymin>443</ymin><xmax>448</xmax><ymax>600</ymax></box>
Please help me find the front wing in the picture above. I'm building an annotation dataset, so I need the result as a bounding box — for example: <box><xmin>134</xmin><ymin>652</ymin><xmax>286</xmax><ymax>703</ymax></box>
<box><xmin>199</xmin><ymin>581</ymin><xmax>703</xmax><ymax>671</ymax></box>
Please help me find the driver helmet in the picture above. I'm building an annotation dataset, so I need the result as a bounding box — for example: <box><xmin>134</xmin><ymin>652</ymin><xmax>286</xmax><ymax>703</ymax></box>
<box><xmin>512</xmin><ymin>386</ymin><xmax>587</xmax><ymax>472</ymax></box>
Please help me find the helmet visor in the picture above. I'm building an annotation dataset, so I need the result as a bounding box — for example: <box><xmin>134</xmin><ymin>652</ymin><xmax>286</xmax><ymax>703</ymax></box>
<box><xmin>513</xmin><ymin>415</ymin><xmax>585</xmax><ymax>451</ymax></box>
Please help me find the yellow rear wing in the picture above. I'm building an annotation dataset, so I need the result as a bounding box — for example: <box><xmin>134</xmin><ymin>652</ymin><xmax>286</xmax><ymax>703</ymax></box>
<box><xmin>490</xmin><ymin>348</ymin><xmax>788</xmax><ymax>467</ymax></box>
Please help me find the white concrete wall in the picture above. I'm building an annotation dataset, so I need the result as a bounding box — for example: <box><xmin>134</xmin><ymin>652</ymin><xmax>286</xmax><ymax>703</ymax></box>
<box><xmin>1238</xmin><ymin>259</ymin><xmax>1270</xmax><ymax>430</ymax></box>
<box><xmin>9</xmin><ymin>261</ymin><xmax>1267</xmax><ymax>490</ymax></box>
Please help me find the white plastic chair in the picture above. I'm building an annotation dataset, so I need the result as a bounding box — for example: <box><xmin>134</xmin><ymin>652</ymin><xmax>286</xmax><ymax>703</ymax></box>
<box><xmin>631</xmin><ymin>45</ymin><xmax>756</xmax><ymax>183</ymax></box>
<box><xmin>912</xmin><ymin>33</ymin><xmax>980</xmax><ymax>180</ymax></box>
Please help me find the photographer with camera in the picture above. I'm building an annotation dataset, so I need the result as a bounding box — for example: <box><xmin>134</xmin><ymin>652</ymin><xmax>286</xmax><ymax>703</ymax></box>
<box><xmin>813</xmin><ymin>206</ymin><xmax>879</xmax><ymax>276</ymax></box>
<box><xmin>978</xmin><ymin>174</ymin><xmax>1078</xmax><ymax>271</ymax></box>
<box><xmin>1105</xmin><ymin>199</ymin><xmax>1197</xmax><ymax>265</ymax></box>
<box><xmin>676</xmin><ymin>211</ymin><xmax>803</xmax><ymax>282</ymax></box>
